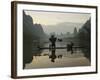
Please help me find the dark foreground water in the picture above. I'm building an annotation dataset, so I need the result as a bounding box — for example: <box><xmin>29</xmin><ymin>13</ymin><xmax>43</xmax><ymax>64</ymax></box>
<box><xmin>25</xmin><ymin>42</ymin><xmax>90</xmax><ymax>69</ymax></box>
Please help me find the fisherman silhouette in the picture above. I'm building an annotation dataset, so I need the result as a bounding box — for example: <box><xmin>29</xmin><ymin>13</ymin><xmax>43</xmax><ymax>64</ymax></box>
<box><xmin>67</xmin><ymin>44</ymin><xmax>70</xmax><ymax>51</ymax></box>
<box><xmin>70</xmin><ymin>42</ymin><xmax>74</xmax><ymax>54</ymax></box>
<box><xmin>67</xmin><ymin>42</ymin><xmax>74</xmax><ymax>54</ymax></box>
<box><xmin>70</xmin><ymin>42</ymin><xmax>74</xmax><ymax>50</ymax></box>
<box><xmin>49</xmin><ymin>35</ymin><xmax>57</xmax><ymax>49</ymax></box>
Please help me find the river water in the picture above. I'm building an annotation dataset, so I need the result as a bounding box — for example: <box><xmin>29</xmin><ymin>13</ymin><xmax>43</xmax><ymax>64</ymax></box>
<box><xmin>25</xmin><ymin>42</ymin><xmax>90</xmax><ymax>69</ymax></box>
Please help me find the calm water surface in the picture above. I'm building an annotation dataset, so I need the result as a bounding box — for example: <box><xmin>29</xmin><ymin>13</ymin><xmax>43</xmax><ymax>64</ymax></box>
<box><xmin>25</xmin><ymin>42</ymin><xmax>90</xmax><ymax>69</ymax></box>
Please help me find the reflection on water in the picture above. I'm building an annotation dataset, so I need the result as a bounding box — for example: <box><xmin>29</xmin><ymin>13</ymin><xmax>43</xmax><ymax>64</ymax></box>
<box><xmin>49</xmin><ymin>49</ymin><xmax>56</xmax><ymax>62</ymax></box>
<box><xmin>24</xmin><ymin>42</ymin><xmax>90</xmax><ymax>69</ymax></box>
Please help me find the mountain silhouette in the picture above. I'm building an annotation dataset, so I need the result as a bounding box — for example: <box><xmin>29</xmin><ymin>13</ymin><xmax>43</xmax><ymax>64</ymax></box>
<box><xmin>23</xmin><ymin>11</ymin><xmax>46</xmax><ymax>68</ymax></box>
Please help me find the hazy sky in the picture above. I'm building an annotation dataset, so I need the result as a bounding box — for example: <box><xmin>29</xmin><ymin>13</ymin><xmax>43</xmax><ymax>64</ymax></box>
<box><xmin>25</xmin><ymin>10</ymin><xmax>90</xmax><ymax>26</ymax></box>
<box><xmin>24</xmin><ymin>10</ymin><xmax>90</xmax><ymax>34</ymax></box>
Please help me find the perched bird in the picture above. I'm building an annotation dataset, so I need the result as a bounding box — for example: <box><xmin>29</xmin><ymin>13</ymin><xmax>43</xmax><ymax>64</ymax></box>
<box><xmin>58</xmin><ymin>39</ymin><xmax>62</xmax><ymax>42</ymax></box>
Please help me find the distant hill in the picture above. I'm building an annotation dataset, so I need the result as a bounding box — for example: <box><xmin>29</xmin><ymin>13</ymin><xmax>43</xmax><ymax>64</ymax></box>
<box><xmin>42</xmin><ymin>22</ymin><xmax>83</xmax><ymax>35</ymax></box>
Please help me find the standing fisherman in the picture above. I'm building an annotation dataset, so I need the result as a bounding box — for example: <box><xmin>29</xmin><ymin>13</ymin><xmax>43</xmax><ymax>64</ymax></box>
<box><xmin>70</xmin><ymin>42</ymin><xmax>74</xmax><ymax>54</ymax></box>
<box><xmin>67</xmin><ymin>42</ymin><xmax>74</xmax><ymax>54</ymax></box>
<box><xmin>49</xmin><ymin>35</ymin><xmax>57</xmax><ymax>49</ymax></box>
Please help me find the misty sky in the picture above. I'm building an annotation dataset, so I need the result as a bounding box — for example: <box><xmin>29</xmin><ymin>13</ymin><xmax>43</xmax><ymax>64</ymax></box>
<box><xmin>24</xmin><ymin>10</ymin><xmax>90</xmax><ymax>34</ymax></box>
